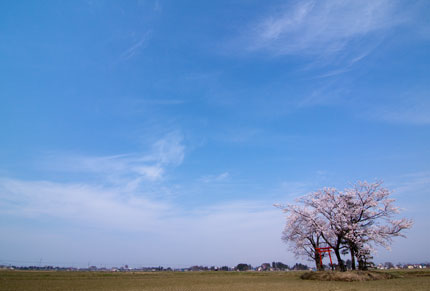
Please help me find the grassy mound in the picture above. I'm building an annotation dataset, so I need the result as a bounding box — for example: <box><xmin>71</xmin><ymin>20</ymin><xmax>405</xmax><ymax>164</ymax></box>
<box><xmin>301</xmin><ymin>271</ymin><xmax>398</xmax><ymax>282</ymax></box>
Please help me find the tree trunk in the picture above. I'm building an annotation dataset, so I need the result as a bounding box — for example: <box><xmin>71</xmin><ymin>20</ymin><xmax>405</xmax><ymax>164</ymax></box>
<box><xmin>334</xmin><ymin>248</ymin><xmax>346</xmax><ymax>272</ymax></box>
<box><xmin>350</xmin><ymin>247</ymin><xmax>356</xmax><ymax>270</ymax></box>
<box><xmin>314</xmin><ymin>252</ymin><xmax>323</xmax><ymax>271</ymax></box>
<box><xmin>358</xmin><ymin>258</ymin><xmax>365</xmax><ymax>270</ymax></box>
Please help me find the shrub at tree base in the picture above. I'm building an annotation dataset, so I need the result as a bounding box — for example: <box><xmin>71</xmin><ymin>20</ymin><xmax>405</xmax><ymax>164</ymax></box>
<box><xmin>300</xmin><ymin>271</ymin><xmax>398</xmax><ymax>282</ymax></box>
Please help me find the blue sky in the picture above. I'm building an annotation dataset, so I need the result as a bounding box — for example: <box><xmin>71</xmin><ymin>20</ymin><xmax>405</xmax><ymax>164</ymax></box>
<box><xmin>1</xmin><ymin>0</ymin><xmax>429</xmax><ymax>268</ymax></box>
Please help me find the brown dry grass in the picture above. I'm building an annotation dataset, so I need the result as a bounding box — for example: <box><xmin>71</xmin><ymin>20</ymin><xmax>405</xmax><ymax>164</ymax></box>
<box><xmin>0</xmin><ymin>269</ymin><xmax>429</xmax><ymax>291</ymax></box>
<box><xmin>301</xmin><ymin>270</ymin><xmax>397</xmax><ymax>281</ymax></box>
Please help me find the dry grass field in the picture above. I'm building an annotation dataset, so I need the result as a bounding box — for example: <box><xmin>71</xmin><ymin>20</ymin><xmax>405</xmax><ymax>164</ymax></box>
<box><xmin>1</xmin><ymin>269</ymin><xmax>429</xmax><ymax>291</ymax></box>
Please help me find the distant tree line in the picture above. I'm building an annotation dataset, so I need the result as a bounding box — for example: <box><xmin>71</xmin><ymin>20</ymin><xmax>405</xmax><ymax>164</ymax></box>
<box><xmin>4</xmin><ymin>261</ymin><xmax>428</xmax><ymax>272</ymax></box>
<box><xmin>189</xmin><ymin>262</ymin><xmax>310</xmax><ymax>272</ymax></box>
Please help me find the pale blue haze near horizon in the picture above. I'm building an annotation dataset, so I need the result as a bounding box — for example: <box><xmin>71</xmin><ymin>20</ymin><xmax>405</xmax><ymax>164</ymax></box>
<box><xmin>1</xmin><ymin>0</ymin><xmax>430</xmax><ymax>268</ymax></box>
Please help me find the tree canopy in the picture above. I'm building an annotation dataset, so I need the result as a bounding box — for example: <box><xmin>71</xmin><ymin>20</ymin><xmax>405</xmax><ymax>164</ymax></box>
<box><xmin>277</xmin><ymin>181</ymin><xmax>412</xmax><ymax>271</ymax></box>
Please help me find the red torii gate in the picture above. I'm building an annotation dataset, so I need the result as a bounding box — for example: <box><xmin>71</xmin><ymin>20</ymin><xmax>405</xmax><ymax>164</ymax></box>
<box><xmin>315</xmin><ymin>247</ymin><xmax>334</xmax><ymax>271</ymax></box>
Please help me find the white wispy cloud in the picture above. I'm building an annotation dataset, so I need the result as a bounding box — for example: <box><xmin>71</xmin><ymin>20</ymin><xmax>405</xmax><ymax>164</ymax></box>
<box><xmin>0</xmin><ymin>178</ymin><xmax>171</xmax><ymax>231</ymax></box>
<box><xmin>365</xmin><ymin>93</ymin><xmax>430</xmax><ymax>125</ymax></box>
<box><xmin>248</xmin><ymin>0</ymin><xmax>404</xmax><ymax>57</ymax></box>
<box><xmin>0</xmin><ymin>133</ymin><xmax>187</xmax><ymax>232</ymax></box>
<box><xmin>1</xmin><ymin>168</ymin><xmax>425</xmax><ymax>266</ymax></box>
<box><xmin>45</xmin><ymin>132</ymin><xmax>185</xmax><ymax>186</ymax></box>
<box><xmin>200</xmin><ymin>172</ymin><xmax>230</xmax><ymax>183</ymax></box>
<box><xmin>297</xmin><ymin>80</ymin><xmax>348</xmax><ymax>108</ymax></box>
<box><xmin>134</xmin><ymin>165</ymin><xmax>164</xmax><ymax>181</ymax></box>
<box><xmin>120</xmin><ymin>32</ymin><xmax>151</xmax><ymax>61</ymax></box>
<box><xmin>0</xmin><ymin>178</ymin><xmax>288</xmax><ymax>266</ymax></box>
<box><xmin>153</xmin><ymin>0</ymin><xmax>162</xmax><ymax>12</ymax></box>
<box><xmin>0</xmin><ymin>173</ymin><xmax>290</xmax><ymax>266</ymax></box>
<box><xmin>369</xmin><ymin>105</ymin><xmax>430</xmax><ymax>125</ymax></box>
<box><xmin>0</xmin><ymin>175</ymin><xmax>279</xmax><ymax>235</ymax></box>
<box><xmin>390</xmin><ymin>172</ymin><xmax>430</xmax><ymax>199</ymax></box>
<box><xmin>0</xmin><ymin>134</ymin><xmax>184</xmax><ymax>231</ymax></box>
<box><xmin>0</xmin><ymin>125</ymin><xmax>293</xmax><ymax>266</ymax></box>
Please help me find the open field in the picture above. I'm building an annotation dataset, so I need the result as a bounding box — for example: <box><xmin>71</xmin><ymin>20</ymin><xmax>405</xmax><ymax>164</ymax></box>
<box><xmin>1</xmin><ymin>269</ymin><xmax>430</xmax><ymax>291</ymax></box>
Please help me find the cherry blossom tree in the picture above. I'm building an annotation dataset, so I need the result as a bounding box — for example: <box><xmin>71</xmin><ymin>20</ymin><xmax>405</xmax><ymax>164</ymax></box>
<box><xmin>298</xmin><ymin>187</ymin><xmax>350</xmax><ymax>271</ymax></box>
<box><xmin>278</xmin><ymin>181</ymin><xmax>413</xmax><ymax>272</ymax></box>
<box><xmin>278</xmin><ymin>205</ymin><xmax>326</xmax><ymax>270</ymax></box>
<box><xmin>340</xmin><ymin>181</ymin><xmax>413</xmax><ymax>270</ymax></box>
